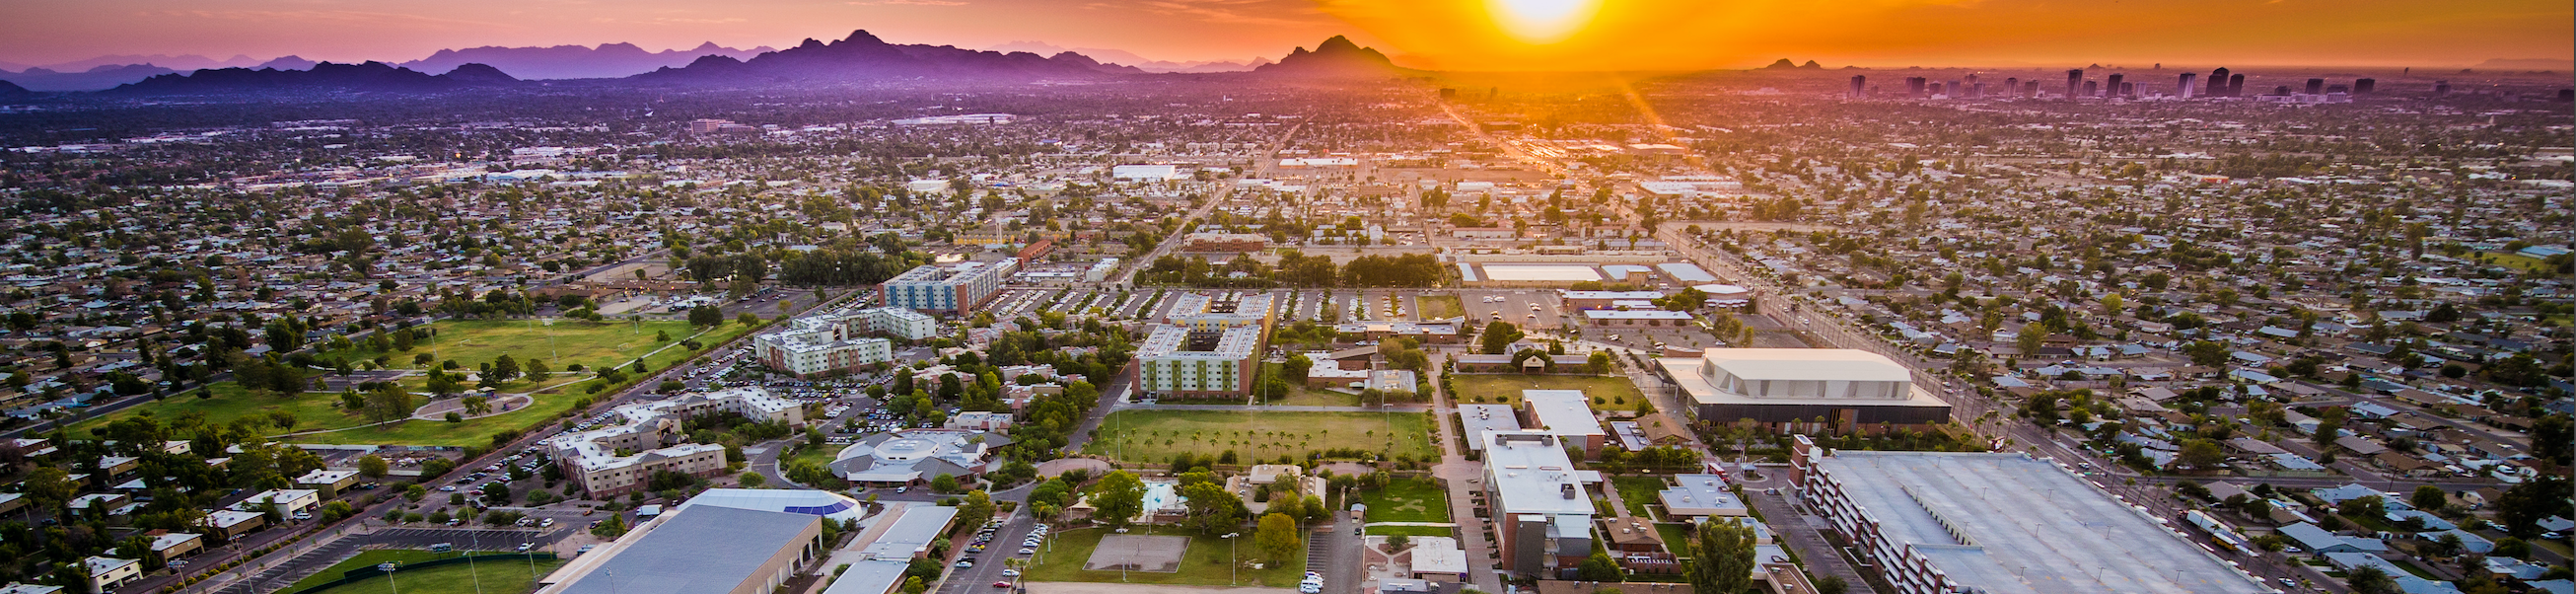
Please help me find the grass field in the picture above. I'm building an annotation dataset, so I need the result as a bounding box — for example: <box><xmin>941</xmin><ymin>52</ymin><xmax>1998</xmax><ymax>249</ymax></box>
<box><xmin>1084</xmin><ymin>409</ymin><xmax>1434</xmax><ymax>464</ymax></box>
<box><xmin>1025</xmin><ymin>525</ymin><xmax>1304</xmax><ymax>587</ymax></box>
<box><xmin>1655</xmin><ymin>523</ymin><xmax>1694</xmax><ymax>558</ymax></box>
<box><xmin>1414</xmin><ymin>295</ymin><xmax>1464</xmax><ymax>320</ymax></box>
<box><xmin>286</xmin><ymin>550</ymin><xmax>560</xmax><ymax>594</ymax></box>
<box><xmin>2475</xmin><ymin>251</ymin><xmax>2557</xmax><ymax>275</ymax></box>
<box><xmin>319</xmin><ymin>319</ymin><xmax>747</xmax><ymax>375</ymax></box>
<box><xmin>1360</xmin><ymin>478</ymin><xmax>1451</xmax><ymax>524</ymax></box>
<box><xmin>1256</xmin><ymin>362</ymin><xmax>1357</xmax><ymax>408</ymax></box>
<box><xmin>1448</xmin><ymin>374</ymin><xmax>1646</xmax><ymax>411</ymax></box>
<box><xmin>83</xmin><ymin>319</ymin><xmax>760</xmax><ymax>447</ymax></box>
<box><xmin>67</xmin><ymin>383</ymin><xmax>367</xmax><ymax>437</ymax></box>
<box><xmin>1366</xmin><ymin>525</ymin><xmax>1455</xmax><ymax>537</ymax></box>
<box><xmin>1610</xmin><ymin>476</ymin><xmax>1668</xmax><ymax>519</ymax></box>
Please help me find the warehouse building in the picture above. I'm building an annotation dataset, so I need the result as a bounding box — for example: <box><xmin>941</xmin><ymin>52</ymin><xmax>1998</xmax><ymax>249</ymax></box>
<box><xmin>1657</xmin><ymin>348</ymin><xmax>1950</xmax><ymax>433</ymax></box>
<box><xmin>1793</xmin><ymin>438</ymin><xmax>2267</xmax><ymax>594</ymax></box>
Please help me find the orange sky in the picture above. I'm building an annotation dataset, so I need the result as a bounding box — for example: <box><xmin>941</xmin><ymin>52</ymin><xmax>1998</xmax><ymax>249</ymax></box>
<box><xmin>1</xmin><ymin>0</ymin><xmax>2566</xmax><ymax>70</ymax></box>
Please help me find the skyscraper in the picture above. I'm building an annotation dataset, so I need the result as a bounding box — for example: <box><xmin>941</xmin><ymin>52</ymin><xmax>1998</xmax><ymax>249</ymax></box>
<box><xmin>2354</xmin><ymin>78</ymin><xmax>2375</xmax><ymax>95</ymax></box>
<box><xmin>2207</xmin><ymin>67</ymin><xmax>2229</xmax><ymax>97</ymax></box>
<box><xmin>2226</xmin><ymin>74</ymin><xmax>2245</xmax><ymax>97</ymax></box>
<box><xmin>2105</xmin><ymin>73</ymin><xmax>2124</xmax><ymax>98</ymax></box>
<box><xmin>2305</xmin><ymin>78</ymin><xmax>2325</xmax><ymax>95</ymax></box>
<box><xmin>1849</xmin><ymin>75</ymin><xmax>1867</xmax><ymax>98</ymax></box>
<box><xmin>2004</xmin><ymin>77</ymin><xmax>2020</xmax><ymax>98</ymax></box>
<box><xmin>2178</xmin><ymin>73</ymin><xmax>2197</xmax><ymax>98</ymax></box>
<box><xmin>2024</xmin><ymin>81</ymin><xmax>2039</xmax><ymax>97</ymax></box>
<box><xmin>1904</xmin><ymin>77</ymin><xmax>1927</xmax><ymax>98</ymax></box>
<box><xmin>2065</xmin><ymin>69</ymin><xmax>2083</xmax><ymax>98</ymax></box>
<box><xmin>2083</xmin><ymin>80</ymin><xmax>2099</xmax><ymax>98</ymax></box>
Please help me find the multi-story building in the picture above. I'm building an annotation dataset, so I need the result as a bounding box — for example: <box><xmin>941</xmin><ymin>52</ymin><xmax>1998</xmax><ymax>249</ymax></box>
<box><xmin>754</xmin><ymin>318</ymin><xmax>895</xmax><ymax>378</ymax></box>
<box><xmin>1481</xmin><ymin>431</ymin><xmax>1595</xmax><ymax>578</ymax></box>
<box><xmin>1655</xmin><ymin>348</ymin><xmax>1950</xmax><ymax>434</ymax></box>
<box><xmin>546</xmin><ymin>388</ymin><xmax>805</xmax><ymax>497</ymax></box>
<box><xmin>1180</xmin><ymin>232</ymin><xmax>1268</xmax><ymax>254</ymax></box>
<box><xmin>1164</xmin><ymin>291</ymin><xmax>1274</xmax><ymax>331</ymax></box>
<box><xmin>1791</xmin><ymin>436</ymin><xmax>2267</xmax><ymax>594</ymax></box>
<box><xmin>1518</xmin><ymin>390</ymin><xmax>1607</xmax><ymax>456</ymax></box>
<box><xmin>881</xmin><ymin>259</ymin><xmax>1018</xmax><ymax>313</ymax></box>
<box><xmin>847</xmin><ymin>307</ymin><xmax>940</xmax><ymax>340</ymax></box>
<box><xmin>82</xmin><ymin>557</ymin><xmax>139</xmax><ymax>593</ymax></box>
<box><xmin>1135</xmin><ymin>325</ymin><xmax>1261</xmax><ymax>399</ymax></box>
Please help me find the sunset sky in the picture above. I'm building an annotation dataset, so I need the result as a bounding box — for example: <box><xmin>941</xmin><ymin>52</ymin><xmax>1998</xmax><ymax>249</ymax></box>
<box><xmin>2</xmin><ymin>0</ymin><xmax>2567</xmax><ymax>71</ymax></box>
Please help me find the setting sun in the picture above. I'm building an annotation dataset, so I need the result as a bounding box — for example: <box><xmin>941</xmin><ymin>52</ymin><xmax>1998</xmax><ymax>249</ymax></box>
<box><xmin>1489</xmin><ymin>0</ymin><xmax>1602</xmax><ymax>43</ymax></box>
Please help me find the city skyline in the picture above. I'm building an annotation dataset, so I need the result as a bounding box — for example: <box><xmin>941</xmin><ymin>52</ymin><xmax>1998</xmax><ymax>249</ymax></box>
<box><xmin>1</xmin><ymin>0</ymin><xmax>2568</xmax><ymax>72</ymax></box>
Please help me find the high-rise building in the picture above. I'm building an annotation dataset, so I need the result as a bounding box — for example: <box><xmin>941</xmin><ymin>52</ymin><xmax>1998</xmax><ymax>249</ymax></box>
<box><xmin>2024</xmin><ymin>80</ymin><xmax>2040</xmax><ymax>97</ymax></box>
<box><xmin>2082</xmin><ymin>80</ymin><xmax>2099</xmax><ymax>98</ymax></box>
<box><xmin>2207</xmin><ymin>67</ymin><xmax>2229</xmax><ymax>97</ymax></box>
<box><xmin>2354</xmin><ymin>78</ymin><xmax>2376</xmax><ymax>95</ymax></box>
<box><xmin>2226</xmin><ymin>73</ymin><xmax>2245</xmax><ymax>97</ymax></box>
<box><xmin>1904</xmin><ymin>77</ymin><xmax>1927</xmax><ymax>98</ymax></box>
<box><xmin>2105</xmin><ymin>73</ymin><xmax>2124</xmax><ymax>98</ymax></box>
<box><xmin>2003</xmin><ymin>77</ymin><xmax>2020</xmax><ymax>97</ymax></box>
<box><xmin>1848</xmin><ymin>75</ymin><xmax>1867</xmax><ymax>98</ymax></box>
<box><xmin>1970</xmin><ymin>82</ymin><xmax>1986</xmax><ymax>99</ymax></box>
<box><xmin>2305</xmin><ymin>78</ymin><xmax>2325</xmax><ymax>95</ymax></box>
<box><xmin>2064</xmin><ymin>69</ymin><xmax>2083</xmax><ymax>98</ymax></box>
<box><xmin>2434</xmin><ymin>81</ymin><xmax>2451</xmax><ymax>96</ymax></box>
<box><xmin>2179</xmin><ymin>73</ymin><xmax>2197</xmax><ymax>98</ymax></box>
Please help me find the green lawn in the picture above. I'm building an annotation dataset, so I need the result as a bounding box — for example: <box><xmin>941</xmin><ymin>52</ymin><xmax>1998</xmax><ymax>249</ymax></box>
<box><xmin>2475</xmin><ymin>251</ymin><xmax>2556</xmax><ymax>275</ymax></box>
<box><xmin>1448</xmin><ymin>374</ymin><xmax>1647</xmax><ymax>411</ymax></box>
<box><xmin>1655</xmin><ymin>523</ymin><xmax>1694</xmax><ymax>558</ymax></box>
<box><xmin>300</xmin><ymin>556</ymin><xmax>563</xmax><ymax>594</ymax></box>
<box><xmin>319</xmin><ymin>319</ymin><xmax>749</xmax><ymax>376</ymax></box>
<box><xmin>1414</xmin><ymin>295</ymin><xmax>1464</xmax><ymax>320</ymax></box>
<box><xmin>1367</xmin><ymin>525</ymin><xmax>1455</xmax><ymax>537</ymax></box>
<box><xmin>785</xmin><ymin>440</ymin><xmax>840</xmax><ymax>470</ymax></box>
<box><xmin>1084</xmin><ymin>409</ymin><xmax>1434</xmax><ymax>464</ymax></box>
<box><xmin>1361</xmin><ymin>478</ymin><xmax>1452</xmax><ymax>524</ymax></box>
<box><xmin>1610</xmin><ymin>476</ymin><xmax>1669</xmax><ymax>519</ymax></box>
<box><xmin>68</xmin><ymin>383</ymin><xmax>368</xmax><ymax>438</ymax></box>
<box><xmin>286</xmin><ymin>551</ymin><xmax>469</xmax><ymax>592</ymax></box>
<box><xmin>1024</xmin><ymin>526</ymin><xmax>1304</xmax><ymax>587</ymax></box>
<box><xmin>1257</xmin><ymin>362</ymin><xmax>1358</xmax><ymax>408</ymax></box>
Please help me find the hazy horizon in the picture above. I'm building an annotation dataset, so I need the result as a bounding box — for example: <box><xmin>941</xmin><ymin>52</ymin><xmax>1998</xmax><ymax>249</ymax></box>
<box><xmin>2</xmin><ymin>0</ymin><xmax>2567</xmax><ymax>73</ymax></box>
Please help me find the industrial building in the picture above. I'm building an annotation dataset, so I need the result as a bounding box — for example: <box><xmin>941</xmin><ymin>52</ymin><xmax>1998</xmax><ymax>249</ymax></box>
<box><xmin>1657</xmin><ymin>348</ymin><xmax>1951</xmax><ymax>433</ymax></box>
<box><xmin>1135</xmin><ymin>325</ymin><xmax>1262</xmax><ymax>398</ymax></box>
<box><xmin>881</xmin><ymin>259</ymin><xmax>1018</xmax><ymax>313</ymax></box>
<box><xmin>545</xmin><ymin>388</ymin><xmax>805</xmax><ymax>497</ymax></box>
<box><xmin>1481</xmin><ymin>431</ymin><xmax>1596</xmax><ymax>578</ymax></box>
<box><xmin>1792</xmin><ymin>438</ymin><xmax>2268</xmax><ymax>594</ymax></box>
<box><xmin>537</xmin><ymin>504</ymin><xmax>828</xmax><ymax>594</ymax></box>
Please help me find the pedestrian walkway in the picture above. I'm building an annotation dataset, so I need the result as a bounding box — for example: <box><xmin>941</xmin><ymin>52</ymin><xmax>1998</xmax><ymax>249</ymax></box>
<box><xmin>1745</xmin><ymin>489</ymin><xmax>1877</xmax><ymax>594</ymax></box>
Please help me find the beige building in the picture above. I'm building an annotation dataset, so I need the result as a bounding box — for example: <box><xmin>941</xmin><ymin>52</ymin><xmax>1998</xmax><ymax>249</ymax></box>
<box><xmin>83</xmin><ymin>557</ymin><xmax>139</xmax><ymax>592</ymax></box>
<box><xmin>546</xmin><ymin>388</ymin><xmax>803</xmax><ymax>497</ymax></box>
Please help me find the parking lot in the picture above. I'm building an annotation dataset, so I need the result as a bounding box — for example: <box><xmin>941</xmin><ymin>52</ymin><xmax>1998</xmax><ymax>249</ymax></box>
<box><xmin>1458</xmin><ymin>289</ymin><xmax>1570</xmax><ymax>331</ymax></box>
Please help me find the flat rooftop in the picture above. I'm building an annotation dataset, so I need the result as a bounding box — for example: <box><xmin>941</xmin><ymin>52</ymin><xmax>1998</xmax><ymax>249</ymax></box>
<box><xmin>1479</xmin><ymin>263</ymin><xmax>1603</xmax><ymax>282</ymax></box>
<box><xmin>1521</xmin><ymin>390</ymin><xmax>1605</xmax><ymax>438</ymax></box>
<box><xmin>549</xmin><ymin>505</ymin><xmax>821</xmax><ymax>594</ymax></box>
<box><xmin>1814</xmin><ymin>452</ymin><xmax>2266</xmax><ymax>594</ymax></box>
<box><xmin>1482</xmin><ymin>432</ymin><xmax>1592</xmax><ymax>516</ymax></box>
<box><xmin>1457</xmin><ymin>405</ymin><xmax>1522</xmax><ymax>451</ymax></box>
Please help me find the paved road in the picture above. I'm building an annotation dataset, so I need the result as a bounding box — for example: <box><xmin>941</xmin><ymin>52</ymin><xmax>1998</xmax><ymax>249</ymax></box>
<box><xmin>1742</xmin><ymin>488</ymin><xmax>1878</xmax><ymax>594</ymax></box>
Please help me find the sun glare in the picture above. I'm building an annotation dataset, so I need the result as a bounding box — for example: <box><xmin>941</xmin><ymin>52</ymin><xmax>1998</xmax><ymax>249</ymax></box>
<box><xmin>1489</xmin><ymin>0</ymin><xmax>1601</xmax><ymax>43</ymax></box>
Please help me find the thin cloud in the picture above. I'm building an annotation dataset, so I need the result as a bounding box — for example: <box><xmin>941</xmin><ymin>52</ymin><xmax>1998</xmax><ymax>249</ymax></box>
<box><xmin>846</xmin><ymin>0</ymin><xmax>969</xmax><ymax>5</ymax></box>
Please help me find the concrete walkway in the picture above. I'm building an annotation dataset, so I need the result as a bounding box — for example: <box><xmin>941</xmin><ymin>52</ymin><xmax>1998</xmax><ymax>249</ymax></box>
<box><xmin>1746</xmin><ymin>489</ymin><xmax>1878</xmax><ymax>594</ymax></box>
<box><xmin>1423</xmin><ymin>351</ymin><xmax>1505</xmax><ymax>594</ymax></box>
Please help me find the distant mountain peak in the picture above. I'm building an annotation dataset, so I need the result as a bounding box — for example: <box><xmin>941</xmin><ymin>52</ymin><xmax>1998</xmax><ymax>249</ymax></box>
<box><xmin>1256</xmin><ymin>36</ymin><xmax>1403</xmax><ymax>79</ymax></box>
<box><xmin>394</xmin><ymin>41</ymin><xmax>772</xmax><ymax>80</ymax></box>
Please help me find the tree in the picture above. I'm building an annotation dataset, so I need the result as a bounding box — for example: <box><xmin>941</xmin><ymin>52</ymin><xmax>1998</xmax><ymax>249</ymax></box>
<box><xmin>592</xmin><ymin>512</ymin><xmax>628</xmax><ymax>538</ymax></box>
<box><xmin>2531</xmin><ymin>413</ymin><xmax>2571</xmax><ymax>467</ymax></box>
<box><xmin>1385</xmin><ymin>534</ymin><xmax>1410</xmax><ymax>553</ymax></box>
<box><xmin>357</xmin><ymin>455</ymin><xmax>390</xmax><ymax>479</ymax></box>
<box><xmin>2339</xmin><ymin>495</ymin><xmax>2385</xmax><ymax>520</ymax></box>
<box><xmin>1179</xmin><ymin>480</ymin><xmax>1246</xmax><ymax>534</ymax></box>
<box><xmin>2182</xmin><ymin>340</ymin><xmax>2229</xmax><ymax>367</ymax></box>
<box><xmin>1577</xmin><ymin>552</ymin><xmax>1625</xmax><ymax>581</ymax></box>
<box><xmin>1814</xmin><ymin>576</ymin><xmax>1848</xmax><ymax>594</ymax></box>
<box><xmin>1588</xmin><ymin>350</ymin><xmax>1614</xmax><ymax>374</ymax></box>
<box><xmin>490</xmin><ymin>354</ymin><xmax>521</xmax><ymax>381</ymax></box>
<box><xmin>2178</xmin><ymin>439</ymin><xmax>2225</xmax><ymax>470</ymax></box>
<box><xmin>957</xmin><ymin>489</ymin><xmax>997</xmax><ymax>525</ymax></box>
<box><xmin>2410</xmin><ymin>485</ymin><xmax>2448</xmax><ymax>512</ymax></box>
<box><xmin>23</xmin><ymin>467</ymin><xmax>74</xmax><ymax>508</ymax></box>
<box><xmin>1479</xmin><ymin>321</ymin><xmax>1524</xmax><ymax>354</ymax></box>
<box><xmin>1283</xmin><ymin>353</ymin><xmax>1313</xmax><ymax>383</ymax></box>
<box><xmin>1090</xmin><ymin>471</ymin><xmax>1147</xmax><ymax>527</ymax></box>
<box><xmin>2491</xmin><ymin>537</ymin><xmax>2531</xmax><ymax>559</ymax></box>
<box><xmin>2344</xmin><ymin>566</ymin><xmax>2397</xmax><ymax>594</ymax></box>
<box><xmin>363</xmin><ymin>388</ymin><xmax>415</xmax><ymax>424</ymax></box>
<box><xmin>1254</xmin><ymin>513</ymin><xmax>1301</xmax><ymax>564</ymax></box>
<box><xmin>2496</xmin><ymin>475</ymin><xmax>2572</xmax><ymax>538</ymax></box>
<box><xmin>1687</xmin><ymin>518</ymin><xmax>1755</xmax><ymax>594</ymax></box>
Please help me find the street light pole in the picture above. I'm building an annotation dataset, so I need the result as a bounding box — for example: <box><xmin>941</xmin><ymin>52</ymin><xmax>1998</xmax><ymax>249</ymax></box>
<box><xmin>1223</xmin><ymin>532</ymin><xmax>1240</xmax><ymax>586</ymax></box>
